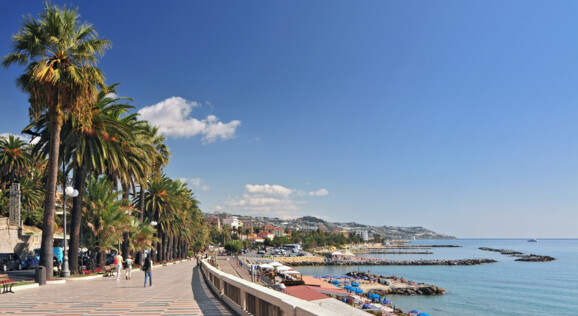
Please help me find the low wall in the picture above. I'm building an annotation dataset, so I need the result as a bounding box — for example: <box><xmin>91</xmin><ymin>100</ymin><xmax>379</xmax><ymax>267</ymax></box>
<box><xmin>0</xmin><ymin>217</ymin><xmax>41</xmax><ymax>255</ymax></box>
<box><xmin>200</xmin><ymin>259</ymin><xmax>364</xmax><ymax>316</ymax></box>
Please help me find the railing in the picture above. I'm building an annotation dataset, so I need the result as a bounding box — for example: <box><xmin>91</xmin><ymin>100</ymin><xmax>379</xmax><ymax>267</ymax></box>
<box><xmin>199</xmin><ymin>258</ymin><xmax>360</xmax><ymax>316</ymax></box>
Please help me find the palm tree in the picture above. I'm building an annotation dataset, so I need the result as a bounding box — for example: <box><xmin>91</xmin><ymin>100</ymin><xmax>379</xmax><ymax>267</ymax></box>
<box><xmin>23</xmin><ymin>85</ymin><xmax>138</xmax><ymax>273</ymax></box>
<box><xmin>67</xmin><ymin>86</ymin><xmax>137</xmax><ymax>273</ymax></box>
<box><xmin>132</xmin><ymin>123</ymin><xmax>169</xmax><ymax>264</ymax></box>
<box><xmin>0</xmin><ymin>135</ymin><xmax>31</xmax><ymax>185</ymax></box>
<box><xmin>83</xmin><ymin>176</ymin><xmax>132</xmax><ymax>269</ymax></box>
<box><xmin>128</xmin><ymin>217</ymin><xmax>158</xmax><ymax>259</ymax></box>
<box><xmin>3</xmin><ymin>3</ymin><xmax>110</xmax><ymax>274</ymax></box>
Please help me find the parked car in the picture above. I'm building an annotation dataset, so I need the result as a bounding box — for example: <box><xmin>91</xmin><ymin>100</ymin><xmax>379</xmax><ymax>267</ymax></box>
<box><xmin>0</xmin><ymin>253</ymin><xmax>23</xmax><ymax>271</ymax></box>
<box><xmin>22</xmin><ymin>255</ymin><xmax>40</xmax><ymax>269</ymax></box>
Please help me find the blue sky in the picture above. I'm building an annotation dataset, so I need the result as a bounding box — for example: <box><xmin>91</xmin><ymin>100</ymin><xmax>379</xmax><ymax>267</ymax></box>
<box><xmin>1</xmin><ymin>1</ymin><xmax>577</xmax><ymax>238</ymax></box>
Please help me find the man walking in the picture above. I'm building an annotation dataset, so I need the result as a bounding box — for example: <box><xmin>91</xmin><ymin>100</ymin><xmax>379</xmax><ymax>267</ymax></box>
<box><xmin>143</xmin><ymin>253</ymin><xmax>153</xmax><ymax>287</ymax></box>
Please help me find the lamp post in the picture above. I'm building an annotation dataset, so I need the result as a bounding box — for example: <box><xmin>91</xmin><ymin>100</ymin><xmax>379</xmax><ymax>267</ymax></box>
<box><xmin>61</xmin><ymin>185</ymin><xmax>78</xmax><ymax>277</ymax></box>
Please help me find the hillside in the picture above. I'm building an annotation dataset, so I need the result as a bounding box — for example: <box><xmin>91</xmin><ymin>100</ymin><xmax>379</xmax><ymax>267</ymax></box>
<box><xmin>205</xmin><ymin>213</ymin><xmax>456</xmax><ymax>240</ymax></box>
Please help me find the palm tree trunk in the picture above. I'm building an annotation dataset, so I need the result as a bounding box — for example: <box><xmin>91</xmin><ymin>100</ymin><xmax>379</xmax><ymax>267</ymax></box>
<box><xmin>138</xmin><ymin>186</ymin><xmax>145</xmax><ymax>265</ymax></box>
<box><xmin>173</xmin><ymin>235</ymin><xmax>178</xmax><ymax>259</ymax></box>
<box><xmin>99</xmin><ymin>248</ymin><xmax>106</xmax><ymax>269</ymax></box>
<box><xmin>121</xmin><ymin>185</ymin><xmax>130</xmax><ymax>257</ymax></box>
<box><xmin>156</xmin><ymin>227</ymin><xmax>162</xmax><ymax>263</ymax></box>
<box><xmin>69</xmin><ymin>163</ymin><xmax>86</xmax><ymax>274</ymax></box>
<box><xmin>168</xmin><ymin>234</ymin><xmax>174</xmax><ymax>261</ymax></box>
<box><xmin>40</xmin><ymin>115</ymin><xmax>61</xmax><ymax>278</ymax></box>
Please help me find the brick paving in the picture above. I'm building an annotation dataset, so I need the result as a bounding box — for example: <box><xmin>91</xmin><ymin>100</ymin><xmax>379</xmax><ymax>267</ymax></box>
<box><xmin>0</xmin><ymin>260</ymin><xmax>236</xmax><ymax>315</ymax></box>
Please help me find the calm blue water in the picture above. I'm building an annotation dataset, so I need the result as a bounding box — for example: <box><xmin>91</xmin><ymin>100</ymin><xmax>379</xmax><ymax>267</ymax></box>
<box><xmin>296</xmin><ymin>239</ymin><xmax>578</xmax><ymax>316</ymax></box>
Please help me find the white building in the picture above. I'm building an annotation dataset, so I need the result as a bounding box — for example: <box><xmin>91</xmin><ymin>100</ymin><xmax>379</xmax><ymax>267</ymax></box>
<box><xmin>223</xmin><ymin>216</ymin><xmax>241</xmax><ymax>229</ymax></box>
<box><xmin>355</xmin><ymin>230</ymin><xmax>369</xmax><ymax>241</ymax></box>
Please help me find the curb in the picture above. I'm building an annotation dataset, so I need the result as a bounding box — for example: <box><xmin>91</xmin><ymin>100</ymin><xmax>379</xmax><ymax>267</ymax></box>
<box><xmin>46</xmin><ymin>279</ymin><xmax>66</xmax><ymax>285</ymax></box>
<box><xmin>66</xmin><ymin>274</ymin><xmax>104</xmax><ymax>281</ymax></box>
<box><xmin>12</xmin><ymin>283</ymin><xmax>40</xmax><ymax>292</ymax></box>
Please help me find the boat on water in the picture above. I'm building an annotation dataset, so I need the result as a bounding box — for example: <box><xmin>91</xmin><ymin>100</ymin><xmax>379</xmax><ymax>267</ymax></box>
<box><xmin>528</xmin><ymin>239</ymin><xmax>538</xmax><ymax>242</ymax></box>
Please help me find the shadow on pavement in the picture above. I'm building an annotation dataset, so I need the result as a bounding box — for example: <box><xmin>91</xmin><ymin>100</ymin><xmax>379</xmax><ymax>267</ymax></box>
<box><xmin>191</xmin><ymin>264</ymin><xmax>237</xmax><ymax>316</ymax></box>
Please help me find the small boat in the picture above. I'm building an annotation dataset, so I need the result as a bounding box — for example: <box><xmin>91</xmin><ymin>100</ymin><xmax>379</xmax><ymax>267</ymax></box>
<box><xmin>528</xmin><ymin>239</ymin><xmax>538</xmax><ymax>242</ymax></box>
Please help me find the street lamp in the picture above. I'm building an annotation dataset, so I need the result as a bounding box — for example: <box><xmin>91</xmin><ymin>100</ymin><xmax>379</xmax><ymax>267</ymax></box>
<box><xmin>61</xmin><ymin>185</ymin><xmax>78</xmax><ymax>277</ymax></box>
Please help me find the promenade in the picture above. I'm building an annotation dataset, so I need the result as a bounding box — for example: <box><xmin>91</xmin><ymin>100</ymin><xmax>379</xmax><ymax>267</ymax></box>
<box><xmin>0</xmin><ymin>260</ymin><xmax>236</xmax><ymax>315</ymax></box>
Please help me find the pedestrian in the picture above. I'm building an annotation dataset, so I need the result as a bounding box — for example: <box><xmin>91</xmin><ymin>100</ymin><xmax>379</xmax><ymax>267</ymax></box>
<box><xmin>115</xmin><ymin>252</ymin><xmax>123</xmax><ymax>280</ymax></box>
<box><xmin>125</xmin><ymin>255</ymin><xmax>133</xmax><ymax>280</ymax></box>
<box><xmin>143</xmin><ymin>253</ymin><xmax>153</xmax><ymax>287</ymax></box>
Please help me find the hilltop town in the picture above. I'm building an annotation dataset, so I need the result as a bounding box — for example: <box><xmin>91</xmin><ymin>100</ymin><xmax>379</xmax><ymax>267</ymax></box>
<box><xmin>204</xmin><ymin>213</ymin><xmax>456</xmax><ymax>241</ymax></box>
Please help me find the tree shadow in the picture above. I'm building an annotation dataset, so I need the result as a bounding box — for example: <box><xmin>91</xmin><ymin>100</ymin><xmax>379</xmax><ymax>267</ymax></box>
<box><xmin>191</xmin><ymin>264</ymin><xmax>237</xmax><ymax>315</ymax></box>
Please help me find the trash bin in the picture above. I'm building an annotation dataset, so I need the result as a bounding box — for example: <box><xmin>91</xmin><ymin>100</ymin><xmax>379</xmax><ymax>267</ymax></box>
<box><xmin>35</xmin><ymin>266</ymin><xmax>46</xmax><ymax>285</ymax></box>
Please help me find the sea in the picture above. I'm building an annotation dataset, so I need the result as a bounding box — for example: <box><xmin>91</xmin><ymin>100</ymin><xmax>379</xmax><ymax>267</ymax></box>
<box><xmin>295</xmin><ymin>239</ymin><xmax>578</xmax><ymax>316</ymax></box>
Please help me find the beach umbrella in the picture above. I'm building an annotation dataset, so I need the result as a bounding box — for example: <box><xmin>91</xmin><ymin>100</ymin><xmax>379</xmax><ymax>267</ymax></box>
<box><xmin>270</xmin><ymin>262</ymin><xmax>283</xmax><ymax>267</ymax></box>
<box><xmin>282</xmin><ymin>270</ymin><xmax>301</xmax><ymax>275</ymax></box>
<box><xmin>332</xmin><ymin>280</ymin><xmax>340</xmax><ymax>284</ymax></box>
<box><xmin>355</xmin><ymin>289</ymin><xmax>364</xmax><ymax>294</ymax></box>
<box><xmin>352</xmin><ymin>282</ymin><xmax>359</xmax><ymax>287</ymax></box>
<box><xmin>417</xmin><ymin>313</ymin><xmax>431</xmax><ymax>316</ymax></box>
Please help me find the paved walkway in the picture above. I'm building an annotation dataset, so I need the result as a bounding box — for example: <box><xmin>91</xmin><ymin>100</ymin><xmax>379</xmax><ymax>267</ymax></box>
<box><xmin>217</xmin><ymin>256</ymin><xmax>266</xmax><ymax>286</ymax></box>
<box><xmin>0</xmin><ymin>260</ymin><xmax>236</xmax><ymax>315</ymax></box>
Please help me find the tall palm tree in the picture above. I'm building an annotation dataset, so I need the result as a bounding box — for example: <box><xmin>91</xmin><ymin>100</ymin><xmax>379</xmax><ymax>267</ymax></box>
<box><xmin>132</xmin><ymin>123</ymin><xmax>169</xmax><ymax>263</ymax></box>
<box><xmin>3</xmin><ymin>3</ymin><xmax>110</xmax><ymax>274</ymax></box>
<box><xmin>23</xmin><ymin>85</ymin><xmax>137</xmax><ymax>273</ymax></box>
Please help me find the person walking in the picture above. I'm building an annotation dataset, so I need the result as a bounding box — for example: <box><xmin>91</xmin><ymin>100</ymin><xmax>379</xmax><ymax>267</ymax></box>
<box><xmin>143</xmin><ymin>253</ymin><xmax>153</xmax><ymax>287</ymax></box>
<box><xmin>125</xmin><ymin>255</ymin><xmax>133</xmax><ymax>280</ymax></box>
<box><xmin>115</xmin><ymin>252</ymin><xmax>123</xmax><ymax>280</ymax></box>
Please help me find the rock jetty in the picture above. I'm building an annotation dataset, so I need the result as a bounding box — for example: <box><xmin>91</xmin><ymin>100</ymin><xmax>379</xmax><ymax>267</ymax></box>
<box><xmin>479</xmin><ymin>247</ymin><xmax>555</xmax><ymax>262</ymax></box>
<box><xmin>286</xmin><ymin>258</ymin><xmax>497</xmax><ymax>266</ymax></box>
<box><xmin>345</xmin><ymin>271</ymin><xmax>445</xmax><ymax>295</ymax></box>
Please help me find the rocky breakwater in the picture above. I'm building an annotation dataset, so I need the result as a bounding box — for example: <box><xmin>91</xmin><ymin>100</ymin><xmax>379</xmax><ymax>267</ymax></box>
<box><xmin>288</xmin><ymin>258</ymin><xmax>497</xmax><ymax>266</ymax></box>
<box><xmin>346</xmin><ymin>271</ymin><xmax>445</xmax><ymax>295</ymax></box>
<box><xmin>479</xmin><ymin>247</ymin><xmax>555</xmax><ymax>262</ymax></box>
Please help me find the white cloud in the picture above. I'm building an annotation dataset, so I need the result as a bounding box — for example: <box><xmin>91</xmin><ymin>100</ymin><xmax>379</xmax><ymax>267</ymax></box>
<box><xmin>138</xmin><ymin>97</ymin><xmax>241</xmax><ymax>144</ymax></box>
<box><xmin>246</xmin><ymin>184</ymin><xmax>294</xmax><ymax>197</ymax></box>
<box><xmin>0</xmin><ymin>133</ymin><xmax>40</xmax><ymax>145</ymax></box>
<box><xmin>218</xmin><ymin>183</ymin><xmax>328</xmax><ymax>218</ymax></box>
<box><xmin>307</xmin><ymin>188</ymin><xmax>329</xmax><ymax>196</ymax></box>
<box><xmin>178</xmin><ymin>177</ymin><xmax>210</xmax><ymax>192</ymax></box>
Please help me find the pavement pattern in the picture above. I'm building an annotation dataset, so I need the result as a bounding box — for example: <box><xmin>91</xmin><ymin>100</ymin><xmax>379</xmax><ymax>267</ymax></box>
<box><xmin>0</xmin><ymin>260</ymin><xmax>237</xmax><ymax>316</ymax></box>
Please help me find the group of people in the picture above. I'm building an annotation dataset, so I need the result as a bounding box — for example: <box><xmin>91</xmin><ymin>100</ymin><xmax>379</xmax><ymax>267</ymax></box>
<box><xmin>114</xmin><ymin>252</ymin><xmax>154</xmax><ymax>287</ymax></box>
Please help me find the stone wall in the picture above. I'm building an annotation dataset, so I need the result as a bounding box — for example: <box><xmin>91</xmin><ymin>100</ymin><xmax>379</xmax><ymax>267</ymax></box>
<box><xmin>0</xmin><ymin>217</ymin><xmax>42</xmax><ymax>255</ymax></box>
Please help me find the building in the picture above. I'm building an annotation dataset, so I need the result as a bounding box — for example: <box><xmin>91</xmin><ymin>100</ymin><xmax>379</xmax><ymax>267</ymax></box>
<box><xmin>242</xmin><ymin>221</ymin><xmax>254</xmax><ymax>233</ymax></box>
<box><xmin>355</xmin><ymin>230</ymin><xmax>369</xmax><ymax>241</ymax></box>
<box><xmin>272</xmin><ymin>227</ymin><xmax>285</xmax><ymax>237</ymax></box>
<box><xmin>257</xmin><ymin>231</ymin><xmax>275</xmax><ymax>240</ymax></box>
<box><xmin>205</xmin><ymin>216</ymin><xmax>221</xmax><ymax>230</ymax></box>
<box><xmin>222</xmin><ymin>216</ymin><xmax>240</xmax><ymax>229</ymax></box>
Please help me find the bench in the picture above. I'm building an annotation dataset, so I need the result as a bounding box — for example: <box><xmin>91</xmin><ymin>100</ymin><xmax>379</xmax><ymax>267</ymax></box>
<box><xmin>103</xmin><ymin>265</ymin><xmax>116</xmax><ymax>277</ymax></box>
<box><xmin>0</xmin><ymin>274</ymin><xmax>16</xmax><ymax>294</ymax></box>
